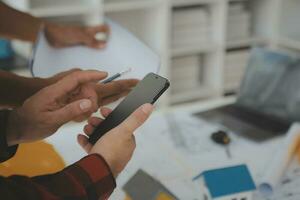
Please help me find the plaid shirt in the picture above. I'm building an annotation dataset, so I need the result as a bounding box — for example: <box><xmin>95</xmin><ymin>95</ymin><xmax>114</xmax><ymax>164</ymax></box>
<box><xmin>0</xmin><ymin>111</ymin><xmax>116</xmax><ymax>200</ymax></box>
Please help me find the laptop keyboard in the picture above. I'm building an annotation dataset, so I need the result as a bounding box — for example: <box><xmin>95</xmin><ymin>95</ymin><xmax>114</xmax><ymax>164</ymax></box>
<box><xmin>220</xmin><ymin>105</ymin><xmax>291</xmax><ymax>133</ymax></box>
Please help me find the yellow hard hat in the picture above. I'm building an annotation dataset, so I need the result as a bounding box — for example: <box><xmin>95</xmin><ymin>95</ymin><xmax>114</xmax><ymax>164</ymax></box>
<box><xmin>0</xmin><ymin>141</ymin><xmax>65</xmax><ymax>177</ymax></box>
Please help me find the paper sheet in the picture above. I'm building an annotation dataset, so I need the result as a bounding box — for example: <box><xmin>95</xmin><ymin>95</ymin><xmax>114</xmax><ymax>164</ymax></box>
<box><xmin>31</xmin><ymin>18</ymin><xmax>160</xmax><ymax>79</ymax></box>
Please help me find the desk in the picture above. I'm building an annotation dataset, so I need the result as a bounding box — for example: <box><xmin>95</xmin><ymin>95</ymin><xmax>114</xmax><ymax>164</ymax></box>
<box><xmin>46</xmin><ymin>97</ymin><xmax>286</xmax><ymax>200</ymax></box>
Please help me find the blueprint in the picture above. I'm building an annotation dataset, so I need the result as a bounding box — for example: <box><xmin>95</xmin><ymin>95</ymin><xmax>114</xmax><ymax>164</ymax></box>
<box><xmin>46</xmin><ymin>109</ymin><xmax>300</xmax><ymax>200</ymax></box>
<box><xmin>109</xmin><ymin>112</ymin><xmax>280</xmax><ymax>199</ymax></box>
<box><xmin>256</xmin><ymin>159</ymin><xmax>300</xmax><ymax>200</ymax></box>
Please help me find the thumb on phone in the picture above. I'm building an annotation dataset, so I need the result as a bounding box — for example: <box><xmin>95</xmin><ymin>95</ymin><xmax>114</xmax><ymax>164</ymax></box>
<box><xmin>117</xmin><ymin>104</ymin><xmax>154</xmax><ymax>136</ymax></box>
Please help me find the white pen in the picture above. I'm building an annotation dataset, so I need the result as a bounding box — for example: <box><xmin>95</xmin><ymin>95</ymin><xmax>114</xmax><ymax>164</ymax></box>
<box><xmin>102</xmin><ymin>68</ymin><xmax>132</xmax><ymax>84</ymax></box>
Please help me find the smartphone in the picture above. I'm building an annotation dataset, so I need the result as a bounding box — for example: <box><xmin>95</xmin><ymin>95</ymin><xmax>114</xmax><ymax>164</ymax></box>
<box><xmin>88</xmin><ymin>73</ymin><xmax>170</xmax><ymax>144</ymax></box>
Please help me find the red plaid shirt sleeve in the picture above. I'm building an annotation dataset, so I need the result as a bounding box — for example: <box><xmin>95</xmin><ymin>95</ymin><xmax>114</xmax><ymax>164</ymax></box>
<box><xmin>0</xmin><ymin>110</ymin><xmax>116</xmax><ymax>200</ymax></box>
<box><xmin>0</xmin><ymin>154</ymin><xmax>116</xmax><ymax>200</ymax></box>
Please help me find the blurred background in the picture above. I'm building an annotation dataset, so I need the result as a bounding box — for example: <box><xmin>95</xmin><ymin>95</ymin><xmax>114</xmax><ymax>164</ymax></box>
<box><xmin>2</xmin><ymin>0</ymin><xmax>300</xmax><ymax>199</ymax></box>
<box><xmin>2</xmin><ymin>0</ymin><xmax>300</xmax><ymax>108</ymax></box>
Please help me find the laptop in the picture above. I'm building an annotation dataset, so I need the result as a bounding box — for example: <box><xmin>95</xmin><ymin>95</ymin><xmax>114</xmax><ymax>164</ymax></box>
<box><xmin>195</xmin><ymin>48</ymin><xmax>300</xmax><ymax>142</ymax></box>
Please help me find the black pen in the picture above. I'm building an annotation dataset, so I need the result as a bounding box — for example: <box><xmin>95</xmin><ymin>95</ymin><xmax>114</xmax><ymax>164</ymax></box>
<box><xmin>102</xmin><ymin>68</ymin><xmax>132</xmax><ymax>84</ymax></box>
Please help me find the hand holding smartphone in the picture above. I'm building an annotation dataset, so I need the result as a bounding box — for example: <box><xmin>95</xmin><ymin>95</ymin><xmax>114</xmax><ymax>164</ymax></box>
<box><xmin>88</xmin><ymin>73</ymin><xmax>170</xmax><ymax>144</ymax></box>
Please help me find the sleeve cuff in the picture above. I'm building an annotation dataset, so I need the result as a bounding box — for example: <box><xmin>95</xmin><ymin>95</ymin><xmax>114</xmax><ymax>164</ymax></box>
<box><xmin>0</xmin><ymin>110</ymin><xmax>18</xmax><ymax>162</ymax></box>
<box><xmin>66</xmin><ymin>154</ymin><xmax>116</xmax><ymax>199</ymax></box>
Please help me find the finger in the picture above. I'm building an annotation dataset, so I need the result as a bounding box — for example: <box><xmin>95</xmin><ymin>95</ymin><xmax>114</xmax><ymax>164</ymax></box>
<box><xmin>73</xmin><ymin>111</ymin><xmax>93</xmax><ymax>122</ymax></box>
<box><xmin>54</xmin><ymin>68</ymin><xmax>82</xmax><ymax>78</ymax></box>
<box><xmin>89</xmin><ymin>91</ymin><xmax>99</xmax><ymax>113</ymax></box>
<box><xmin>86</xmin><ymin>39</ymin><xmax>107</xmax><ymax>49</ymax></box>
<box><xmin>52</xmin><ymin>99</ymin><xmax>93</xmax><ymax>125</ymax></box>
<box><xmin>100</xmin><ymin>107</ymin><xmax>112</xmax><ymax>118</ymax></box>
<box><xmin>132</xmin><ymin>134</ymin><xmax>136</xmax><ymax>145</ymax></box>
<box><xmin>88</xmin><ymin>117</ymin><xmax>103</xmax><ymax>127</ymax></box>
<box><xmin>84</xmin><ymin>25</ymin><xmax>110</xmax><ymax>49</ymax></box>
<box><xmin>101</xmin><ymin>90</ymin><xmax>130</xmax><ymax>106</ymax></box>
<box><xmin>77</xmin><ymin>134</ymin><xmax>92</xmax><ymax>153</ymax></box>
<box><xmin>85</xmin><ymin>108</ymin><xmax>112</xmax><ymax>127</ymax></box>
<box><xmin>77</xmin><ymin>83</ymin><xmax>99</xmax><ymax>113</ymax></box>
<box><xmin>45</xmin><ymin>70</ymin><xmax>108</xmax><ymax>100</ymax></box>
<box><xmin>117</xmin><ymin>104</ymin><xmax>154</xmax><ymax>136</ymax></box>
<box><xmin>87</xmin><ymin>24</ymin><xmax>110</xmax><ymax>35</ymax></box>
<box><xmin>67</xmin><ymin>68</ymin><xmax>82</xmax><ymax>73</ymax></box>
<box><xmin>84</xmin><ymin>124</ymin><xmax>95</xmax><ymax>135</ymax></box>
<box><xmin>97</xmin><ymin>79</ymin><xmax>139</xmax><ymax>98</ymax></box>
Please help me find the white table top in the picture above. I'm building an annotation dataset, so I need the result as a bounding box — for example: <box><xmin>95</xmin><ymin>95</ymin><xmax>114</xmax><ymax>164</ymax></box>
<box><xmin>46</xmin><ymin>97</ymin><xmax>287</xmax><ymax>200</ymax></box>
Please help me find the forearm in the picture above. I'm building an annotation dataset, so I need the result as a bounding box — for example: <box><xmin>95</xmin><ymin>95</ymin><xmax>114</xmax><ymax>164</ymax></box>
<box><xmin>0</xmin><ymin>154</ymin><xmax>116</xmax><ymax>200</ymax></box>
<box><xmin>0</xmin><ymin>2</ymin><xmax>42</xmax><ymax>42</ymax></box>
<box><xmin>0</xmin><ymin>71</ymin><xmax>48</xmax><ymax>107</ymax></box>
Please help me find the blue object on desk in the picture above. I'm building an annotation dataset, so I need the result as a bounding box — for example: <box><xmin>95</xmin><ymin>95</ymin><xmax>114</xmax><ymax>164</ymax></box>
<box><xmin>194</xmin><ymin>165</ymin><xmax>256</xmax><ymax>199</ymax></box>
<box><xmin>0</xmin><ymin>39</ymin><xmax>13</xmax><ymax>59</ymax></box>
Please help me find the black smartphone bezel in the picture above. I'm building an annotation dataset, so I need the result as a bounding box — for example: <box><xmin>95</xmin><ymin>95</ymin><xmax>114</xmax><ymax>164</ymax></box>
<box><xmin>88</xmin><ymin>73</ymin><xmax>170</xmax><ymax>144</ymax></box>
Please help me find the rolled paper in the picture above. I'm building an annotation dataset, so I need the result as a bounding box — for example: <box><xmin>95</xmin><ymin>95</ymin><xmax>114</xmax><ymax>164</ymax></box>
<box><xmin>258</xmin><ymin>123</ymin><xmax>300</xmax><ymax>197</ymax></box>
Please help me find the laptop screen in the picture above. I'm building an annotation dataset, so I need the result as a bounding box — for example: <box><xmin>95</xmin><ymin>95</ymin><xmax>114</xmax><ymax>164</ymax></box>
<box><xmin>236</xmin><ymin>48</ymin><xmax>300</xmax><ymax>122</ymax></box>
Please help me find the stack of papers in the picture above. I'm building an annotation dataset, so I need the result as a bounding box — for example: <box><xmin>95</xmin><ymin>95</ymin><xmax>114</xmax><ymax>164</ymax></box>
<box><xmin>227</xmin><ymin>3</ymin><xmax>251</xmax><ymax>42</ymax></box>
<box><xmin>171</xmin><ymin>56</ymin><xmax>202</xmax><ymax>94</ymax></box>
<box><xmin>172</xmin><ymin>7</ymin><xmax>210</xmax><ymax>49</ymax></box>
<box><xmin>224</xmin><ymin>49</ymin><xmax>250</xmax><ymax>92</ymax></box>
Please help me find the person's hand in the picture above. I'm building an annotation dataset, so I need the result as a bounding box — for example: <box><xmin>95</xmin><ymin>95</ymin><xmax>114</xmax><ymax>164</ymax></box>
<box><xmin>45</xmin><ymin>68</ymin><xmax>138</xmax><ymax>122</ymax></box>
<box><xmin>77</xmin><ymin>104</ymin><xmax>154</xmax><ymax>177</ymax></box>
<box><xmin>28</xmin><ymin>68</ymin><xmax>138</xmax><ymax>121</ymax></box>
<box><xmin>70</xmin><ymin>77</ymin><xmax>139</xmax><ymax>122</ymax></box>
<box><xmin>71</xmin><ymin>77</ymin><xmax>139</xmax><ymax>122</ymax></box>
<box><xmin>47</xmin><ymin>69</ymin><xmax>138</xmax><ymax>110</ymax></box>
<box><xmin>94</xmin><ymin>78</ymin><xmax>139</xmax><ymax>107</ymax></box>
<box><xmin>6</xmin><ymin>70</ymin><xmax>108</xmax><ymax>146</ymax></box>
<box><xmin>44</xmin><ymin>23</ymin><xmax>110</xmax><ymax>49</ymax></box>
<box><xmin>47</xmin><ymin>68</ymin><xmax>83</xmax><ymax>84</ymax></box>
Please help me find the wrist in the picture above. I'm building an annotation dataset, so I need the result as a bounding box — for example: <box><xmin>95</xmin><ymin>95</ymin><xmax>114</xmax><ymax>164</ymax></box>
<box><xmin>91</xmin><ymin>151</ymin><xmax>118</xmax><ymax>178</ymax></box>
<box><xmin>32</xmin><ymin>77</ymin><xmax>51</xmax><ymax>90</ymax></box>
<box><xmin>12</xmin><ymin>77</ymin><xmax>50</xmax><ymax>107</ymax></box>
<box><xmin>70</xmin><ymin>154</ymin><xmax>116</xmax><ymax>195</ymax></box>
<box><xmin>92</xmin><ymin>153</ymin><xmax>118</xmax><ymax>178</ymax></box>
<box><xmin>20</xmin><ymin>77</ymin><xmax>50</xmax><ymax>105</ymax></box>
<box><xmin>44</xmin><ymin>22</ymin><xmax>65</xmax><ymax>47</ymax></box>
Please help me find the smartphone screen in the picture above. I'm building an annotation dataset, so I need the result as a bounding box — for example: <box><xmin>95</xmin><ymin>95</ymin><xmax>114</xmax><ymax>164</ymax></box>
<box><xmin>89</xmin><ymin>73</ymin><xmax>170</xmax><ymax>144</ymax></box>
